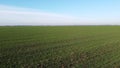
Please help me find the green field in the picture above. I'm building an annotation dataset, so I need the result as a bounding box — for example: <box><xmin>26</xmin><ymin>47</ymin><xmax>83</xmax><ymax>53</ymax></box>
<box><xmin>1</xmin><ymin>26</ymin><xmax>120</xmax><ymax>68</ymax></box>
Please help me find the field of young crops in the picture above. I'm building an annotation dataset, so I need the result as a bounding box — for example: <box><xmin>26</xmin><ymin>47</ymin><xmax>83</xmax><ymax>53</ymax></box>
<box><xmin>1</xmin><ymin>26</ymin><xmax>120</xmax><ymax>68</ymax></box>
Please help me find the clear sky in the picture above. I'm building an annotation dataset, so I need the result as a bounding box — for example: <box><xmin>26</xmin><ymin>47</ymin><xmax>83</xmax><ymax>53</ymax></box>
<box><xmin>0</xmin><ymin>0</ymin><xmax>120</xmax><ymax>25</ymax></box>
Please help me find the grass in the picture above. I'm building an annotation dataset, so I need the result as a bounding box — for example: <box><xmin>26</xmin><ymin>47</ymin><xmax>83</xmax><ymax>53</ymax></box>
<box><xmin>1</xmin><ymin>26</ymin><xmax>120</xmax><ymax>68</ymax></box>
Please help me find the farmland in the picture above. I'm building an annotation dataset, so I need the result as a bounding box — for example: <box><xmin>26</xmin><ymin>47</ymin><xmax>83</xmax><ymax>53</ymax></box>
<box><xmin>1</xmin><ymin>26</ymin><xmax>120</xmax><ymax>68</ymax></box>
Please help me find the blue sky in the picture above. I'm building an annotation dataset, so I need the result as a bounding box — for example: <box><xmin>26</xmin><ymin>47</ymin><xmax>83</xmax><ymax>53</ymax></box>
<box><xmin>0</xmin><ymin>0</ymin><xmax>120</xmax><ymax>25</ymax></box>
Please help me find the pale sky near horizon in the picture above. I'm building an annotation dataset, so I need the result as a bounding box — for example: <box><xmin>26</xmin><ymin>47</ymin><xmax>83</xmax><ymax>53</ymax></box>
<box><xmin>0</xmin><ymin>0</ymin><xmax>120</xmax><ymax>25</ymax></box>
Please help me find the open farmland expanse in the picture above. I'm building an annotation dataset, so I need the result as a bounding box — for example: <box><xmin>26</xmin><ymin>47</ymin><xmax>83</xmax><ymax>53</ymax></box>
<box><xmin>1</xmin><ymin>26</ymin><xmax>120</xmax><ymax>68</ymax></box>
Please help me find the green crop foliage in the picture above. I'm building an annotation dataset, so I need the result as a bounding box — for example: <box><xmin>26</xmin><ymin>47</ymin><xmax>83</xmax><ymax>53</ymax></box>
<box><xmin>1</xmin><ymin>26</ymin><xmax>120</xmax><ymax>68</ymax></box>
